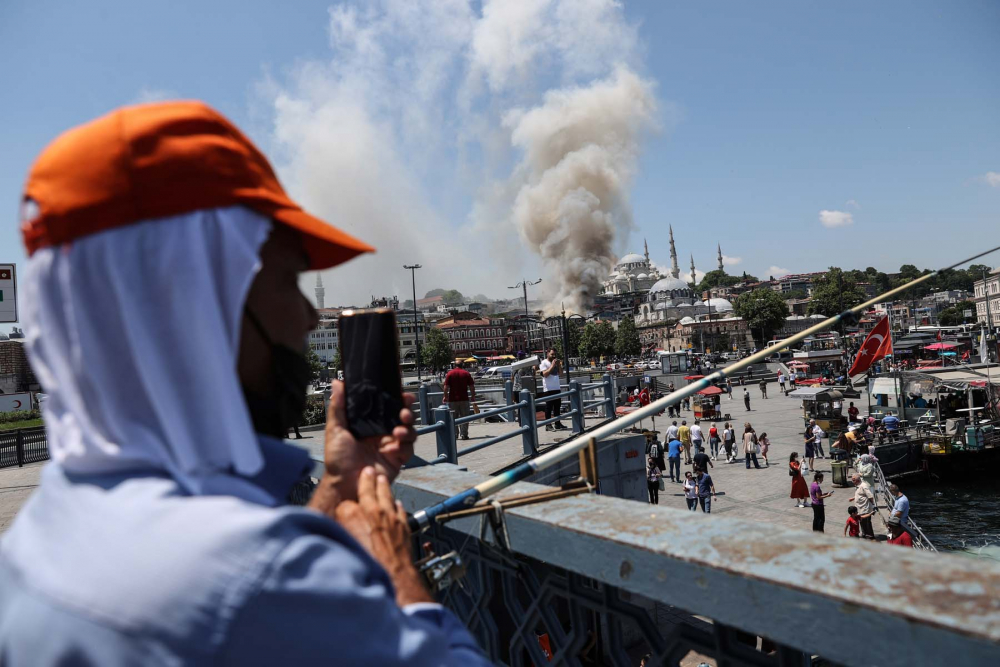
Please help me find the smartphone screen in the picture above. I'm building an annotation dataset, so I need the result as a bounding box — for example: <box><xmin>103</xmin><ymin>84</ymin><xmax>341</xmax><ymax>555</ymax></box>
<box><xmin>338</xmin><ymin>309</ymin><xmax>404</xmax><ymax>440</ymax></box>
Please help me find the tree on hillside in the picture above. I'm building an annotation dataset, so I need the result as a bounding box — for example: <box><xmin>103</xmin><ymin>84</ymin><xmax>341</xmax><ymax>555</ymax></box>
<box><xmin>553</xmin><ymin>320</ymin><xmax>582</xmax><ymax>360</ymax></box>
<box><xmin>733</xmin><ymin>288</ymin><xmax>789</xmax><ymax>347</ymax></box>
<box><xmin>424</xmin><ymin>288</ymin><xmax>446</xmax><ymax>298</ymax></box>
<box><xmin>441</xmin><ymin>289</ymin><xmax>464</xmax><ymax>305</ymax></box>
<box><xmin>421</xmin><ymin>327</ymin><xmax>453</xmax><ymax>372</ymax></box>
<box><xmin>938</xmin><ymin>300</ymin><xmax>976</xmax><ymax>326</ymax></box>
<box><xmin>695</xmin><ymin>269</ymin><xmax>742</xmax><ymax>293</ymax></box>
<box><xmin>615</xmin><ymin>316</ymin><xmax>642</xmax><ymax>357</ymax></box>
<box><xmin>580</xmin><ymin>321</ymin><xmax>616</xmax><ymax>360</ymax></box>
<box><xmin>807</xmin><ymin>267</ymin><xmax>867</xmax><ymax>316</ymax></box>
<box><xmin>596</xmin><ymin>321</ymin><xmax>617</xmax><ymax>358</ymax></box>
<box><xmin>306</xmin><ymin>350</ymin><xmax>325</xmax><ymax>382</ymax></box>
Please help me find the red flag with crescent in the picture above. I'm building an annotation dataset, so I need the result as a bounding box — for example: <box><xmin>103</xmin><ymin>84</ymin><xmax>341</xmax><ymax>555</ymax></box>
<box><xmin>848</xmin><ymin>317</ymin><xmax>892</xmax><ymax>376</ymax></box>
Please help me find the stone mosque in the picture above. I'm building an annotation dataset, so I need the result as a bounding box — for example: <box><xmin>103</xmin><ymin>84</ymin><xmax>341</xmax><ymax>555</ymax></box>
<box><xmin>601</xmin><ymin>226</ymin><xmax>735</xmax><ymax>326</ymax></box>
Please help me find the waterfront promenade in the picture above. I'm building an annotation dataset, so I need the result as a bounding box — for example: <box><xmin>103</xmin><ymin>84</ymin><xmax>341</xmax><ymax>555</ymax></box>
<box><xmin>0</xmin><ymin>387</ymin><xmax>893</xmax><ymax>542</ymax></box>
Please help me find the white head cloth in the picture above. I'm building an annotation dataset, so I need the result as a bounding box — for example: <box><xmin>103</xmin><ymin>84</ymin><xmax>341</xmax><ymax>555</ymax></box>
<box><xmin>23</xmin><ymin>206</ymin><xmax>272</xmax><ymax>493</ymax></box>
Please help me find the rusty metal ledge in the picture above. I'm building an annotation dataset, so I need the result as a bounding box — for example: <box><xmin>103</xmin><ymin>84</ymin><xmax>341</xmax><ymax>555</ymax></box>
<box><xmin>396</xmin><ymin>464</ymin><xmax>1000</xmax><ymax>667</ymax></box>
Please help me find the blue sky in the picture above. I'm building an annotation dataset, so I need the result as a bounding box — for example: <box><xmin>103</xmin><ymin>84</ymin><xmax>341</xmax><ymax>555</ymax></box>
<box><xmin>1</xmin><ymin>0</ymin><xmax>998</xmax><ymax>327</ymax></box>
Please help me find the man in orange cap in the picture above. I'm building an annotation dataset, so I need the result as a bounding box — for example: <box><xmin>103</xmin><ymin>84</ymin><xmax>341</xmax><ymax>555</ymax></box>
<box><xmin>0</xmin><ymin>102</ymin><xmax>487</xmax><ymax>665</ymax></box>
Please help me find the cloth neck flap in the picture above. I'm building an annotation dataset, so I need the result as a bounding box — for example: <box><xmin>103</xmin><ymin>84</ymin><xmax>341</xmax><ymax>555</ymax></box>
<box><xmin>23</xmin><ymin>206</ymin><xmax>271</xmax><ymax>491</ymax></box>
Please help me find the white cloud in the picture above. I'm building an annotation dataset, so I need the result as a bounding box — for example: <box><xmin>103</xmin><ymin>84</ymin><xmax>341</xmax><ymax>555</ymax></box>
<box><xmin>819</xmin><ymin>210</ymin><xmax>854</xmax><ymax>228</ymax></box>
<box><xmin>722</xmin><ymin>254</ymin><xmax>741</xmax><ymax>266</ymax></box>
<box><xmin>984</xmin><ymin>172</ymin><xmax>1000</xmax><ymax>188</ymax></box>
<box><xmin>768</xmin><ymin>265</ymin><xmax>791</xmax><ymax>278</ymax></box>
<box><xmin>845</xmin><ymin>199</ymin><xmax>860</xmax><ymax>209</ymax></box>
<box><xmin>256</xmin><ymin>0</ymin><xmax>654</xmax><ymax>309</ymax></box>
<box><xmin>681</xmin><ymin>270</ymin><xmax>705</xmax><ymax>284</ymax></box>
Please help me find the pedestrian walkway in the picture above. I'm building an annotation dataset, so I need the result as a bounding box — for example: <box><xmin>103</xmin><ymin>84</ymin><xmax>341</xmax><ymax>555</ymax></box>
<box><xmin>655</xmin><ymin>387</ymin><xmax>890</xmax><ymax>537</ymax></box>
<box><xmin>0</xmin><ymin>462</ymin><xmax>44</xmax><ymax>535</ymax></box>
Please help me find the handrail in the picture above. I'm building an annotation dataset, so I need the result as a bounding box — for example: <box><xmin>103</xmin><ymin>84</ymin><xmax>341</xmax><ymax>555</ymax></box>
<box><xmin>871</xmin><ymin>456</ymin><xmax>936</xmax><ymax>551</ymax></box>
<box><xmin>407</xmin><ymin>375</ymin><xmax>617</xmax><ymax>467</ymax></box>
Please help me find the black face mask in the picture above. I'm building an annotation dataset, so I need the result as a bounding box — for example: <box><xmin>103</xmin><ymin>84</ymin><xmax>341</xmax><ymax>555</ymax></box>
<box><xmin>242</xmin><ymin>308</ymin><xmax>311</xmax><ymax>439</ymax></box>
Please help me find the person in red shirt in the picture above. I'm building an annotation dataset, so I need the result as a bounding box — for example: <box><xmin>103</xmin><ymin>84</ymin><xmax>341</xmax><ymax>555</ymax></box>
<box><xmin>886</xmin><ymin>516</ymin><xmax>914</xmax><ymax>547</ymax></box>
<box><xmin>443</xmin><ymin>361</ymin><xmax>476</xmax><ymax>440</ymax></box>
<box><xmin>708</xmin><ymin>425</ymin><xmax>720</xmax><ymax>460</ymax></box>
<box><xmin>847</xmin><ymin>401</ymin><xmax>860</xmax><ymax>423</ymax></box>
<box><xmin>844</xmin><ymin>506</ymin><xmax>860</xmax><ymax>538</ymax></box>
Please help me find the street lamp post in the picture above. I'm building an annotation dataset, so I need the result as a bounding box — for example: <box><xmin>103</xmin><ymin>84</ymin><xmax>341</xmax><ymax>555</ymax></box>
<box><xmin>509</xmin><ymin>279</ymin><xmax>542</xmax><ymax>354</ymax></box>
<box><xmin>404</xmin><ymin>264</ymin><xmax>422</xmax><ymax>382</ymax></box>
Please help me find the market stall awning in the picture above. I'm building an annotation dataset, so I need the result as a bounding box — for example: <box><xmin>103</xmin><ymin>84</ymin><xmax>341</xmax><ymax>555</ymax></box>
<box><xmin>683</xmin><ymin>375</ymin><xmax>705</xmax><ymax>380</ymax></box>
<box><xmin>787</xmin><ymin>361</ymin><xmax>810</xmax><ymax>367</ymax></box>
<box><xmin>924</xmin><ymin>342</ymin><xmax>958</xmax><ymax>351</ymax></box>
<box><xmin>787</xmin><ymin>387</ymin><xmax>843</xmax><ymax>401</ymax></box>
<box><xmin>870</xmin><ymin>377</ymin><xmax>897</xmax><ymax>395</ymax></box>
<box><xmin>697</xmin><ymin>386</ymin><xmax>723</xmax><ymax>396</ymax></box>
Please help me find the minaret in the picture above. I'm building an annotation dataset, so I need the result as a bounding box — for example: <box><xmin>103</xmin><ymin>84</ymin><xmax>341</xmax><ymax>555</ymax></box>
<box><xmin>717</xmin><ymin>243</ymin><xmax>724</xmax><ymax>272</ymax></box>
<box><xmin>644</xmin><ymin>238</ymin><xmax>650</xmax><ymax>265</ymax></box>
<box><xmin>669</xmin><ymin>225</ymin><xmax>680</xmax><ymax>279</ymax></box>
<box><xmin>689</xmin><ymin>254</ymin><xmax>697</xmax><ymax>285</ymax></box>
<box><xmin>315</xmin><ymin>273</ymin><xmax>325</xmax><ymax>310</ymax></box>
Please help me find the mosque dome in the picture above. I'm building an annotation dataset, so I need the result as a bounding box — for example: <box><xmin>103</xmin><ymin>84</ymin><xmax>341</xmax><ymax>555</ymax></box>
<box><xmin>679</xmin><ymin>316</ymin><xmax>696</xmax><ymax>325</ymax></box>
<box><xmin>636</xmin><ymin>273</ymin><xmax>648</xmax><ymax>280</ymax></box>
<box><xmin>617</xmin><ymin>253</ymin><xmax>645</xmax><ymax>266</ymax></box>
<box><xmin>704</xmin><ymin>297</ymin><xmax>734</xmax><ymax>312</ymax></box>
<box><xmin>649</xmin><ymin>276</ymin><xmax>689</xmax><ymax>293</ymax></box>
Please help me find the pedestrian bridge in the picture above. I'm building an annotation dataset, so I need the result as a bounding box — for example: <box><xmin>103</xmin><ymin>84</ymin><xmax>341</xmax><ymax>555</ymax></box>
<box><xmin>395</xmin><ymin>463</ymin><xmax>1000</xmax><ymax>666</ymax></box>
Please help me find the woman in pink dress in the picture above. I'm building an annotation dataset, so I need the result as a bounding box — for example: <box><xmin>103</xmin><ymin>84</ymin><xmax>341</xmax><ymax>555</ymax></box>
<box><xmin>789</xmin><ymin>452</ymin><xmax>809</xmax><ymax>507</ymax></box>
<box><xmin>758</xmin><ymin>431</ymin><xmax>771</xmax><ymax>467</ymax></box>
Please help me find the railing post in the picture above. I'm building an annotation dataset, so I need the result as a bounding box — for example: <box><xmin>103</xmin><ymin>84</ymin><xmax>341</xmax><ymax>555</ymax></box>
<box><xmin>418</xmin><ymin>384</ymin><xmax>430</xmax><ymax>426</ymax></box>
<box><xmin>603</xmin><ymin>373</ymin><xmax>614</xmax><ymax>419</ymax></box>
<box><xmin>15</xmin><ymin>429</ymin><xmax>25</xmax><ymax>467</ymax></box>
<box><xmin>504</xmin><ymin>379</ymin><xmax>514</xmax><ymax>409</ymax></box>
<box><xmin>433</xmin><ymin>405</ymin><xmax>458</xmax><ymax>464</ymax></box>
<box><xmin>569</xmin><ymin>381</ymin><xmax>584</xmax><ymax>433</ymax></box>
<box><xmin>519</xmin><ymin>389</ymin><xmax>538</xmax><ymax>456</ymax></box>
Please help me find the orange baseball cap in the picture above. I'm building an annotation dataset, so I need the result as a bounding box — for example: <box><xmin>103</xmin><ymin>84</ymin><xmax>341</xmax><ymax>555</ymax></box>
<box><xmin>20</xmin><ymin>100</ymin><xmax>374</xmax><ymax>269</ymax></box>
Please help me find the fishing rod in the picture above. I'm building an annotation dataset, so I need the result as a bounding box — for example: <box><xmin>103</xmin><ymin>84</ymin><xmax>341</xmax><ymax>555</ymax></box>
<box><xmin>408</xmin><ymin>244</ymin><xmax>1000</xmax><ymax>532</ymax></box>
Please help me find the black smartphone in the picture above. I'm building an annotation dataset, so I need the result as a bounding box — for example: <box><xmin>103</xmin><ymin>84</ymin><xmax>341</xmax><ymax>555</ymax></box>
<box><xmin>338</xmin><ymin>308</ymin><xmax>404</xmax><ymax>440</ymax></box>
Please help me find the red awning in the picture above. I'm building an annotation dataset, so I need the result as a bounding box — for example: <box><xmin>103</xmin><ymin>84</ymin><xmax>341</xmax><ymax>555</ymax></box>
<box><xmin>684</xmin><ymin>375</ymin><xmax>705</xmax><ymax>380</ymax></box>
<box><xmin>697</xmin><ymin>386</ymin><xmax>723</xmax><ymax>396</ymax></box>
<box><xmin>924</xmin><ymin>342</ymin><xmax>958</xmax><ymax>351</ymax></box>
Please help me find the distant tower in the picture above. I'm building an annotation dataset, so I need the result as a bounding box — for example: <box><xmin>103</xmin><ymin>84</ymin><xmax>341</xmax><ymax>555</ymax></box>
<box><xmin>315</xmin><ymin>273</ymin><xmax>325</xmax><ymax>310</ymax></box>
<box><xmin>717</xmin><ymin>243</ymin><xmax>724</xmax><ymax>272</ymax></box>
<box><xmin>669</xmin><ymin>225</ymin><xmax>680</xmax><ymax>279</ymax></box>
<box><xmin>644</xmin><ymin>238</ymin><xmax>650</xmax><ymax>265</ymax></box>
<box><xmin>690</xmin><ymin>254</ymin><xmax>697</xmax><ymax>285</ymax></box>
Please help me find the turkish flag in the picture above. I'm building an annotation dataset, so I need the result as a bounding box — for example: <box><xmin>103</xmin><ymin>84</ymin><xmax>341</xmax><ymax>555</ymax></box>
<box><xmin>848</xmin><ymin>317</ymin><xmax>892</xmax><ymax>376</ymax></box>
<box><xmin>936</xmin><ymin>330</ymin><xmax>942</xmax><ymax>341</ymax></box>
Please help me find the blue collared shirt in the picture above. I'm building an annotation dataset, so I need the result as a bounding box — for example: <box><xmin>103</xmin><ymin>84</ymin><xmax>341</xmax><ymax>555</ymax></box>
<box><xmin>0</xmin><ymin>436</ymin><xmax>486</xmax><ymax>665</ymax></box>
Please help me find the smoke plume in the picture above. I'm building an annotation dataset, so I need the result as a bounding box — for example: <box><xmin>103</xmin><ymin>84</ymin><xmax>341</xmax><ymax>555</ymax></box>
<box><xmin>256</xmin><ymin>1</ymin><xmax>657</xmax><ymax>309</ymax></box>
<box><xmin>506</xmin><ymin>67</ymin><xmax>656</xmax><ymax>312</ymax></box>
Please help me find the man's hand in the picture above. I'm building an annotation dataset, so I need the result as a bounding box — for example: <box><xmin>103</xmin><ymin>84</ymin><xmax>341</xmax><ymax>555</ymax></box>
<box><xmin>336</xmin><ymin>467</ymin><xmax>432</xmax><ymax>607</ymax></box>
<box><xmin>308</xmin><ymin>381</ymin><xmax>416</xmax><ymax>515</ymax></box>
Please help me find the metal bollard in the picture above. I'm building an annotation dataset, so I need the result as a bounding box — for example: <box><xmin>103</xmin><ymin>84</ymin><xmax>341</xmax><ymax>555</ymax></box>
<box><xmin>418</xmin><ymin>385</ymin><xmax>430</xmax><ymax>426</ymax></box>
<box><xmin>433</xmin><ymin>405</ymin><xmax>458</xmax><ymax>464</ymax></box>
<box><xmin>603</xmin><ymin>373</ymin><xmax>614</xmax><ymax>419</ymax></box>
<box><xmin>15</xmin><ymin>430</ymin><xmax>25</xmax><ymax>467</ymax></box>
<box><xmin>504</xmin><ymin>379</ymin><xmax>514</xmax><ymax>409</ymax></box>
<box><xmin>569</xmin><ymin>381</ymin><xmax>584</xmax><ymax>433</ymax></box>
<box><xmin>518</xmin><ymin>389</ymin><xmax>538</xmax><ymax>456</ymax></box>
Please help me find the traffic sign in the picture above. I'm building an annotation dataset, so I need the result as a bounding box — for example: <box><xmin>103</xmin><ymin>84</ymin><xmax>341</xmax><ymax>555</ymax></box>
<box><xmin>0</xmin><ymin>264</ymin><xmax>16</xmax><ymax>323</ymax></box>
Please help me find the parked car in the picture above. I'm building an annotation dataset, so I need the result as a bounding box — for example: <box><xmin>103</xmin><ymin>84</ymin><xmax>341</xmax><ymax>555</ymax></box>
<box><xmin>646</xmin><ymin>360</ymin><xmax>661</xmax><ymax>370</ymax></box>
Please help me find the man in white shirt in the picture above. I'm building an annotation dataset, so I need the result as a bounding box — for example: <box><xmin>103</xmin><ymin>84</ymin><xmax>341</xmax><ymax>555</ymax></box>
<box><xmin>539</xmin><ymin>348</ymin><xmax>566</xmax><ymax>431</ymax></box>
<box><xmin>690</xmin><ymin>420</ymin><xmax>704</xmax><ymax>454</ymax></box>
<box><xmin>777</xmin><ymin>371</ymin><xmax>786</xmax><ymax>393</ymax></box>
<box><xmin>665</xmin><ymin>421</ymin><xmax>680</xmax><ymax>442</ymax></box>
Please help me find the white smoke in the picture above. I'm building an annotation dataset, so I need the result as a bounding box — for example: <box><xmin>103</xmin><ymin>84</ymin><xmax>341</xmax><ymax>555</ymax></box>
<box><xmin>255</xmin><ymin>0</ymin><xmax>656</xmax><ymax>308</ymax></box>
<box><xmin>506</xmin><ymin>67</ymin><xmax>656</xmax><ymax>312</ymax></box>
